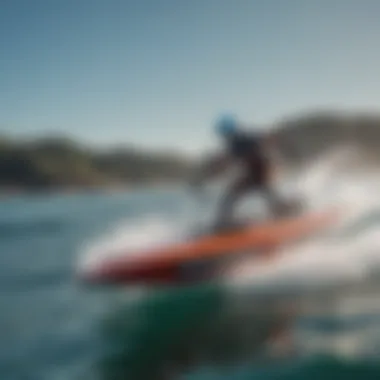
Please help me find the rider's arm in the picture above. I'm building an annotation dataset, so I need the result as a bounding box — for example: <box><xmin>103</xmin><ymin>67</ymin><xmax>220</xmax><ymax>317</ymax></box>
<box><xmin>262</xmin><ymin>130</ymin><xmax>279</xmax><ymax>150</ymax></box>
<box><xmin>264</xmin><ymin>130</ymin><xmax>298</xmax><ymax>159</ymax></box>
<box><xmin>190</xmin><ymin>152</ymin><xmax>232</xmax><ymax>188</ymax></box>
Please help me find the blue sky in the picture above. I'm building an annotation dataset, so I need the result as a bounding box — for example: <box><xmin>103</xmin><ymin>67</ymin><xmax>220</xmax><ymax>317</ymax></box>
<box><xmin>1</xmin><ymin>0</ymin><xmax>380</xmax><ymax>153</ymax></box>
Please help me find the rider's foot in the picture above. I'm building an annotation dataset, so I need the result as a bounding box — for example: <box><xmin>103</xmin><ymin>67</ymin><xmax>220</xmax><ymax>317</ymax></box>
<box><xmin>270</xmin><ymin>198</ymin><xmax>300</xmax><ymax>217</ymax></box>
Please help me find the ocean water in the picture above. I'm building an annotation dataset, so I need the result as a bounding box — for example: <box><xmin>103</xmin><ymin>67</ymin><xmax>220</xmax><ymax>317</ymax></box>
<box><xmin>2</xmin><ymin>147</ymin><xmax>380</xmax><ymax>380</ymax></box>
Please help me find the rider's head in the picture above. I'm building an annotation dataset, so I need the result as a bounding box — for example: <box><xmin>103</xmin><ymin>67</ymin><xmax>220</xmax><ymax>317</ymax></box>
<box><xmin>214</xmin><ymin>114</ymin><xmax>239</xmax><ymax>138</ymax></box>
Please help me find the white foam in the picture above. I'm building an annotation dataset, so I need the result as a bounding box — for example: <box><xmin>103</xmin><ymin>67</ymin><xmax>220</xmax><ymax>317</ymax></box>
<box><xmin>226</xmin><ymin>145</ymin><xmax>380</xmax><ymax>293</ymax></box>
<box><xmin>77</xmin><ymin>215</ymin><xmax>186</xmax><ymax>273</ymax></box>
<box><xmin>77</xmin><ymin>143</ymin><xmax>380</xmax><ymax>293</ymax></box>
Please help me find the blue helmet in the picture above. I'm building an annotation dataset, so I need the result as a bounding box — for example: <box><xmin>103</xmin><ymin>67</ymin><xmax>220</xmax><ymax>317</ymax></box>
<box><xmin>215</xmin><ymin>114</ymin><xmax>239</xmax><ymax>137</ymax></box>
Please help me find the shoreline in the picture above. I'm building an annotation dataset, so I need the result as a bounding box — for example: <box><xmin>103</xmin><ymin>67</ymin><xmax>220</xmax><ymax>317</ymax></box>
<box><xmin>0</xmin><ymin>181</ymin><xmax>187</xmax><ymax>199</ymax></box>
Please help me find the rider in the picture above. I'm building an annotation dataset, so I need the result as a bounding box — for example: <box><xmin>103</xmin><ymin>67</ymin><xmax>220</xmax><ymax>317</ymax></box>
<box><xmin>191</xmin><ymin>114</ymin><xmax>287</xmax><ymax>229</ymax></box>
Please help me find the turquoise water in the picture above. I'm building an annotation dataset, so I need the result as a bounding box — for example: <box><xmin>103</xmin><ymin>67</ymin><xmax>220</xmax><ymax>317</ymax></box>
<box><xmin>2</xmin><ymin>188</ymin><xmax>380</xmax><ymax>380</ymax></box>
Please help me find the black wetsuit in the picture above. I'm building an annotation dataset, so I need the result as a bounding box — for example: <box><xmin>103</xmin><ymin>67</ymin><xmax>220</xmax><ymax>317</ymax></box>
<box><xmin>224</xmin><ymin>131</ymin><xmax>269</xmax><ymax>187</ymax></box>
<box><xmin>216</xmin><ymin>131</ymin><xmax>272</xmax><ymax>226</ymax></box>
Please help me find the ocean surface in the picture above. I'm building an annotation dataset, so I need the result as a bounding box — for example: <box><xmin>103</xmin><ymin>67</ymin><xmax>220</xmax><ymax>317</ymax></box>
<box><xmin>2</xmin><ymin>147</ymin><xmax>380</xmax><ymax>380</ymax></box>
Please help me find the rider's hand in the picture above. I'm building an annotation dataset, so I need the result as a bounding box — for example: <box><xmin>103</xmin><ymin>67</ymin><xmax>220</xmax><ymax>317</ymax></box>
<box><xmin>188</xmin><ymin>178</ymin><xmax>209</xmax><ymax>202</ymax></box>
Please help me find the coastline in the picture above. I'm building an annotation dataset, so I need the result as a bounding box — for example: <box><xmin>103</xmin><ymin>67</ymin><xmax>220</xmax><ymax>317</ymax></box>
<box><xmin>0</xmin><ymin>180</ymin><xmax>187</xmax><ymax>200</ymax></box>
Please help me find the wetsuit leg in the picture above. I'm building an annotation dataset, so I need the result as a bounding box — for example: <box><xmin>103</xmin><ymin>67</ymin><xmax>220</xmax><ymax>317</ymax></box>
<box><xmin>215</xmin><ymin>175</ymin><xmax>254</xmax><ymax>228</ymax></box>
<box><xmin>259</xmin><ymin>172</ymin><xmax>291</xmax><ymax>217</ymax></box>
<box><xmin>253</xmin><ymin>157</ymin><xmax>289</xmax><ymax>217</ymax></box>
<box><xmin>215</xmin><ymin>155</ymin><xmax>289</xmax><ymax>227</ymax></box>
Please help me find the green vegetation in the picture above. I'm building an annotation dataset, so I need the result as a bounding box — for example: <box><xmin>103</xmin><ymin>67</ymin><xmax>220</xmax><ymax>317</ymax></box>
<box><xmin>0</xmin><ymin>136</ymin><xmax>194</xmax><ymax>192</ymax></box>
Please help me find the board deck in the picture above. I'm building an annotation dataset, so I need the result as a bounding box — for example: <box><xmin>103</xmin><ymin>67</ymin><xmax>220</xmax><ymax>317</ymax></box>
<box><xmin>81</xmin><ymin>207</ymin><xmax>341</xmax><ymax>285</ymax></box>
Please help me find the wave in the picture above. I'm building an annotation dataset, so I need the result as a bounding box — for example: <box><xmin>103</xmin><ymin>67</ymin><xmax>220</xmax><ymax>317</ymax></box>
<box><xmin>78</xmin><ymin>143</ymin><xmax>380</xmax><ymax>295</ymax></box>
<box><xmin>0</xmin><ymin>218</ymin><xmax>67</xmax><ymax>239</ymax></box>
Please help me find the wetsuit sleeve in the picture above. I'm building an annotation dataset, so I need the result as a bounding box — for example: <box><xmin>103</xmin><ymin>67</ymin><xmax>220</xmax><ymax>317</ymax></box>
<box><xmin>266</xmin><ymin>130</ymin><xmax>299</xmax><ymax>160</ymax></box>
<box><xmin>190</xmin><ymin>152</ymin><xmax>231</xmax><ymax>187</ymax></box>
<box><xmin>261</xmin><ymin>131</ymin><xmax>277</xmax><ymax>149</ymax></box>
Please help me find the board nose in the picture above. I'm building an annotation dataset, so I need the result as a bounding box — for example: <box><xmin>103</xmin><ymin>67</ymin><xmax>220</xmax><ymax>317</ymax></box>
<box><xmin>78</xmin><ymin>260</ymin><xmax>181</xmax><ymax>285</ymax></box>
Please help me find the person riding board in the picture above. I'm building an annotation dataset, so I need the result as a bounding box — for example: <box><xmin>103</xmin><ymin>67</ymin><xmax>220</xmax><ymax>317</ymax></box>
<box><xmin>191</xmin><ymin>114</ymin><xmax>289</xmax><ymax>230</ymax></box>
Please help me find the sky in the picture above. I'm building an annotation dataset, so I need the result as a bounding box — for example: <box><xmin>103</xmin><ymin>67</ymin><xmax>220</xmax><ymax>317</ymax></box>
<box><xmin>1</xmin><ymin>0</ymin><xmax>380</xmax><ymax>153</ymax></box>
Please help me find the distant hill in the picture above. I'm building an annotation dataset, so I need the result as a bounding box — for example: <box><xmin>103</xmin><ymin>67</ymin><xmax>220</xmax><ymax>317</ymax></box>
<box><xmin>274</xmin><ymin>111</ymin><xmax>380</xmax><ymax>165</ymax></box>
<box><xmin>0</xmin><ymin>136</ymin><xmax>193</xmax><ymax>191</ymax></box>
<box><xmin>1</xmin><ymin>111</ymin><xmax>380</xmax><ymax>192</ymax></box>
